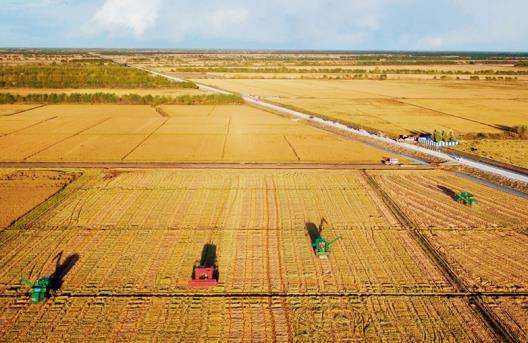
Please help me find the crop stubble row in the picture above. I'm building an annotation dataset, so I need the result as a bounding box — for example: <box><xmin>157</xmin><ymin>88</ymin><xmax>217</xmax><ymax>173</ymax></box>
<box><xmin>0</xmin><ymin>296</ymin><xmax>495</xmax><ymax>341</ymax></box>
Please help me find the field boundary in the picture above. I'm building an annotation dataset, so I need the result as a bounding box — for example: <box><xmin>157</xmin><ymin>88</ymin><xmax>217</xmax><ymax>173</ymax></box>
<box><xmin>0</xmin><ymin>161</ymin><xmax>435</xmax><ymax>170</ymax></box>
<box><xmin>121</xmin><ymin>118</ymin><xmax>169</xmax><ymax>161</ymax></box>
<box><xmin>1</xmin><ymin>104</ymin><xmax>46</xmax><ymax>116</ymax></box>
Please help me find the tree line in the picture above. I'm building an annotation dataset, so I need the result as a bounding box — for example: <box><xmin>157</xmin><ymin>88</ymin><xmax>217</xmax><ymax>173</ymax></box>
<box><xmin>0</xmin><ymin>92</ymin><xmax>243</xmax><ymax>105</ymax></box>
<box><xmin>0</xmin><ymin>63</ymin><xmax>198</xmax><ymax>89</ymax></box>
<box><xmin>171</xmin><ymin>66</ymin><xmax>528</xmax><ymax>75</ymax></box>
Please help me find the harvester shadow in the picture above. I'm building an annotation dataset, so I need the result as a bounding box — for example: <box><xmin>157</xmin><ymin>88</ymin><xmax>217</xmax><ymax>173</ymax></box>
<box><xmin>192</xmin><ymin>243</ymin><xmax>219</xmax><ymax>280</ymax></box>
<box><xmin>49</xmin><ymin>251</ymin><xmax>80</xmax><ymax>292</ymax></box>
<box><xmin>437</xmin><ymin>185</ymin><xmax>457</xmax><ymax>201</ymax></box>
<box><xmin>305</xmin><ymin>222</ymin><xmax>321</xmax><ymax>248</ymax></box>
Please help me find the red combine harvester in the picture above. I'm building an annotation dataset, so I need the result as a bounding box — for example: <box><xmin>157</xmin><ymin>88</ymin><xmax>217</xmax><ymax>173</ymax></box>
<box><xmin>189</xmin><ymin>243</ymin><xmax>219</xmax><ymax>288</ymax></box>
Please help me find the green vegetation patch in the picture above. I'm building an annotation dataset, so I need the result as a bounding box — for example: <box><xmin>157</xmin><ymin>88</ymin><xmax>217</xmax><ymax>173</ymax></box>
<box><xmin>0</xmin><ymin>63</ymin><xmax>198</xmax><ymax>89</ymax></box>
<box><xmin>0</xmin><ymin>92</ymin><xmax>243</xmax><ymax>105</ymax></box>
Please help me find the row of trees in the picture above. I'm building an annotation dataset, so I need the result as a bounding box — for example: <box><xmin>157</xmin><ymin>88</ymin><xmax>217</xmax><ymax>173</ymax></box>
<box><xmin>0</xmin><ymin>92</ymin><xmax>243</xmax><ymax>105</ymax></box>
<box><xmin>171</xmin><ymin>66</ymin><xmax>528</xmax><ymax>75</ymax></box>
<box><xmin>0</xmin><ymin>63</ymin><xmax>198</xmax><ymax>89</ymax></box>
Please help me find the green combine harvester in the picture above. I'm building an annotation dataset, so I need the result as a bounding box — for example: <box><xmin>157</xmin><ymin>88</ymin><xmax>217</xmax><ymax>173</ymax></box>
<box><xmin>455</xmin><ymin>191</ymin><xmax>476</xmax><ymax>206</ymax></box>
<box><xmin>20</xmin><ymin>277</ymin><xmax>51</xmax><ymax>304</ymax></box>
<box><xmin>308</xmin><ymin>219</ymin><xmax>342</xmax><ymax>258</ymax></box>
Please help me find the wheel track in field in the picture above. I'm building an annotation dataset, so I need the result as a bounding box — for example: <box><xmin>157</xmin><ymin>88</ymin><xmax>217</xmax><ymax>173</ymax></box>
<box><xmin>0</xmin><ymin>115</ymin><xmax>57</xmax><ymax>138</ymax></box>
<box><xmin>120</xmin><ymin>118</ymin><xmax>169</xmax><ymax>161</ymax></box>
<box><xmin>1</xmin><ymin>104</ymin><xmax>47</xmax><ymax>117</ymax></box>
<box><xmin>361</xmin><ymin>170</ymin><xmax>520</xmax><ymax>343</ymax></box>
<box><xmin>270</xmin><ymin>178</ymin><xmax>293</xmax><ymax>342</ymax></box>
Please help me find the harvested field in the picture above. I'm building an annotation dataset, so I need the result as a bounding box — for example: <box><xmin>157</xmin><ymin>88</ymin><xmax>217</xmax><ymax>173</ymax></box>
<box><xmin>483</xmin><ymin>297</ymin><xmax>528</xmax><ymax>341</ymax></box>
<box><xmin>0</xmin><ymin>296</ymin><xmax>494</xmax><ymax>341</ymax></box>
<box><xmin>423</xmin><ymin>229</ymin><xmax>528</xmax><ymax>292</ymax></box>
<box><xmin>0</xmin><ymin>228</ymin><xmax>450</xmax><ymax>294</ymax></box>
<box><xmin>456</xmin><ymin>139</ymin><xmax>528</xmax><ymax>169</ymax></box>
<box><xmin>366</xmin><ymin>170</ymin><xmax>528</xmax><ymax>228</ymax></box>
<box><xmin>26</xmin><ymin>169</ymin><xmax>400</xmax><ymax>230</ymax></box>
<box><xmin>0</xmin><ymin>169</ymin><xmax>453</xmax><ymax>295</ymax></box>
<box><xmin>0</xmin><ymin>169</ymin><xmax>77</xmax><ymax>228</ymax></box>
<box><xmin>1</xmin><ymin>168</ymin><xmax>526</xmax><ymax>340</ymax></box>
<box><xmin>0</xmin><ymin>104</ymin><xmax>403</xmax><ymax>163</ymax></box>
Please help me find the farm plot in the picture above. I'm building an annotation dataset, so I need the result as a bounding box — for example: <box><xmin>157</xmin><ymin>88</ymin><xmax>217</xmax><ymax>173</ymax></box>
<box><xmin>276</xmin><ymin>98</ymin><xmax>501</xmax><ymax>136</ymax></box>
<box><xmin>28</xmin><ymin>169</ymin><xmax>400</xmax><ymax>230</ymax></box>
<box><xmin>0</xmin><ymin>169</ymin><xmax>454</xmax><ymax>295</ymax></box>
<box><xmin>196</xmin><ymin>79</ymin><xmax>528</xmax><ymax>139</ymax></box>
<box><xmin>196</xmin><ymin>79</ymin><xmax>528</xmax><ymax>100</ymax></box>
<box><xmin>0</xmin><ymin>104</ymin><xmax>403</xmax><ymax>163</ymax></box>
<box><xmin>124</xmin><ymin>105</ymin><xmax>402</xmax><ymax>163</ymax></box>
<box><xmin>0</xmin><ymin>169</ymin><xmax>78</xmax><ymax>228</ymax></box>
<box><xmin>195</xmin><ymin>79</ymin><xmax>389</xmax><ymax>99</ymax></box>
<box><xmin>0</xmin><ymin>296</ymin><xmax>494</xmax><ymax>341</ymax></box>
<box><xmin>0</xmin><ymin>227</ymin><xmax>450</xmax><ymax>295</ymax></box>
<box><xmin>482</xmin><ymin>297</ymin><xmax>528</xmax><ymax>341</ymax></box>
<box><xmin>366</xmin><ymin>169</ymin><xmax>528</xmax><ymax>228</ymax></box>
<box><xmin>422</xmin><ymin>230</ymin><xmax>528</xmax><ymax>292</ymax></box>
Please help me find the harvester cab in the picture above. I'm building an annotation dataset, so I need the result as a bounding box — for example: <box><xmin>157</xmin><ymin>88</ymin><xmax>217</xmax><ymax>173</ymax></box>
<box><xmin>189</xmin><ymin>243</ymin><xmax>219</xmax><ymax>288</ymax></box>
<box><xmin>307</xmin><ymin>219</ymin><xmax>342</xmax><ymax>259</ymax></box>
<box><xmin>455</xmin><ymin>191</ymin><xmax>476</xmax><ymax>206</ymax></box>
<box><xmin>20</xmin><ymin>277</ymin><xmax>51</xmax><ymax>304</ymax></box>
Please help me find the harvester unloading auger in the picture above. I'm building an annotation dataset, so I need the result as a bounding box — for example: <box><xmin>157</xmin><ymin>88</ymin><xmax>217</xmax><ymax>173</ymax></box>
<box><xmin>189</xmin><ymin>243</ymin><xmax>219</xmax><ymax>288</ymax></box>
<box><xmin>307</xmin><ymin>219</ymin><xmax>342</xmax><ymax>258</ymax></box>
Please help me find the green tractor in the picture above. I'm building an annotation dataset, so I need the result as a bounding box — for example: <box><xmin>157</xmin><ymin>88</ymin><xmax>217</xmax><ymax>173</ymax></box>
<box><xmin>20</xmin><ymin>277</ymin><xmax>51</xmax><ymax>304</ymax></box>
<box><xmin>307</xmin><ymin>219</ymin><xmax>342</xmax><ymax>258</ymax></box>
<box><xmin>455</xmin><ymin>192</ymin><xmax>476</xmax><ymax>206</ymax></box>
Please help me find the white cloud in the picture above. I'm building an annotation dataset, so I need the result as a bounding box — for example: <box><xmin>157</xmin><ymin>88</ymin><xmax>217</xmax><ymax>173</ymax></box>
<box><xmin>88</xmin><ymin>0</ymin><xmax>161</xmax><ymax>37</ymax></box>
<box><xmin>415</xmin><ymin>0</ymin><xmax>528</xmax><ymax>50</ymax></box>
<box><xmin>150</xmin><ymin>0</ymin><xmax>405</xmax><ymax>48</ymax></box>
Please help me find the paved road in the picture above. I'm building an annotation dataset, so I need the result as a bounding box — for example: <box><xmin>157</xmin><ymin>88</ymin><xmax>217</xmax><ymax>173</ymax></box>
<box><xmin>141</xmin><ymin>68</ymin><xmax>528</xmax><ymax>185</ymax></box>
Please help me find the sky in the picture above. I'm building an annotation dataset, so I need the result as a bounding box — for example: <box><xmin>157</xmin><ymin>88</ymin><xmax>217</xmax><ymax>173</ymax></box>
<box><xmin>1</xmin><ymin>0</ymin><xmax>527</xmax><ymax>51</ymax></box>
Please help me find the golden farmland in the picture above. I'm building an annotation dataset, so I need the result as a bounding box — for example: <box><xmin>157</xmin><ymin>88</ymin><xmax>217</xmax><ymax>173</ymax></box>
<box><xmin>2</xmin><ymin>51</ymin><xmax>528</xmax><ymax>341</ymax></box>
<box><xmin>196</xmin><ymin>79</ymin><xmax>528</xmax><ymax>137</ymax></box>
<box><xmin>0</xmin><ymin>104</ymin><xmax>401</xmax><ymax>163</ymax></box>
<box><xmin>3</xmin><ymin>168</ymin><xmax>524</xmax><ymax>340</ymax></box>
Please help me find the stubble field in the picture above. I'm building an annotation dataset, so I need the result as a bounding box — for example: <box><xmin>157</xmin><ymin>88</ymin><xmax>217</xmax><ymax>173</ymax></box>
<box><xmin>1</xmin><ymin>167</ymin><xmax>527</xmax><ymax>340</ymax></box>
